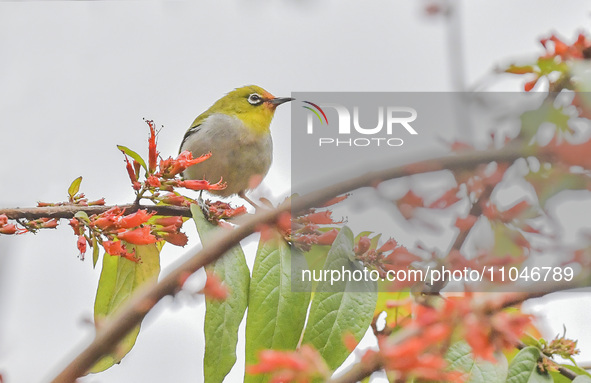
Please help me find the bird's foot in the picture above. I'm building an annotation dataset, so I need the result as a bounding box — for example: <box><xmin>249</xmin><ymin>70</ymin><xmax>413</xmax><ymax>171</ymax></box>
<box><xmin>197</xmin><ymin>193</ymin><xmax>211</xmax><ymax>219</ymax></box>
<box><xmin>238</xmin><ymin>191</ymin><xmax>260</xmax><ymax>210</ymax></box>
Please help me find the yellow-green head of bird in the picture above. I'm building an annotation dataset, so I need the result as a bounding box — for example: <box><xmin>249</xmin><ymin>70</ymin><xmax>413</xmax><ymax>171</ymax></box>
<box><xmin>191</xmin><ymin>85</ymin><xmax>293</xmax><ymax>135</ymax></box>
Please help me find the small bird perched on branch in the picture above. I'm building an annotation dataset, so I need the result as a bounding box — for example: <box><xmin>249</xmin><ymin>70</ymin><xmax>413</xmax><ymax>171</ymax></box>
<box><xmin>180</xmin><ymin>85</ymin><xmax>293</xmax><ymax>206</ymax></box>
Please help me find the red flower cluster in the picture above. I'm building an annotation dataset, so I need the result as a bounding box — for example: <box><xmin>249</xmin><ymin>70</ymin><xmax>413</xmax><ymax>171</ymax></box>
<box><xmin>246</xmin><ymin>345</ymin><xmax>330</xmax><ymax>383</ymax></box>
<box><xmin>396</xmin><ymin>187</ymin><xmax>461</xmax><ymax>221</ymax></box>
<box><xmin>70</xmin><ymin>207</ymin><xmax>187</xmax><ymax>262</ymax></box>
<box><xmin>203</xmin><ymin>200</ymin><xmax>248</xmax><ymax>226</ymax></box>
<box><xmin>542</xmin><ymin>335</ymin><xmax>580</xmax><ymax>360</ymax></box>
<box><xmin>539</xmin><ymin>33</ymin><xmax>591</xmax><ymax>61</ymax></box>
<box><xmin>483</xmin><ymin>200</ymin><xmax>535</xmax><ymax>223</ymax></box>
<box><xmin>543</xmin><ymin>137</ymin><xmax>591</xmax><ymax>171</ymax></box>
<box><xmin>0</xmin><ymin>214</ymin><xmax>26</xmax><ymax>235</ymax></box>
<box><xmin>377</xmin><ymin>329</ymin><xmax>462</xmax><ymax>382</ymax></box>
<box><xmin>355</xmin><ymin>237</ymin><xmax>421</xmax><ymax>289</ymax></box>
<box><xmin>121</xmin><ymin>120</ymin><xmax>225</xmax><ymax>201</ymax></box>
<box><xmin>285</xmin><ymin>195</ymin><xmax>348</xmax><ymax>251</ymax></box>
<box><xmin>506</xmin><ymin>33</ymin><xmax>591</xmax><ymax>91</ymax></box>
<box><xmin>372</xmin><ymin>294</ymin><xmax>531</xmax><ymax>381</ymax></box>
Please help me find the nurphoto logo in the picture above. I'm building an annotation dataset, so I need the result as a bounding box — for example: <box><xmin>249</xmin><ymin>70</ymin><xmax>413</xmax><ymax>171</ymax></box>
<box><xmin>302</xmin><ymin>100</ymin><xmax>418</xmax><ymax>147</ymax></box>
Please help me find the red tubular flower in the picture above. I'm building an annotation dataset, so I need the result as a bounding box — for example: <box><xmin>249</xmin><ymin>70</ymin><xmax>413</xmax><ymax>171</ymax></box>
<box><xmin>41</xmin><ymin>219</ymin><xmax>59</xmax><ymax>229</ymax></box>
<box><xmin>201</xmin><ymin>271</ymin><xmax>228</xmax><ymax>300</ymax></box>
<box><xmin>147</xmin><ymin>120</ymin><xmax>158</xmax><ymax>174</ymax></box>
<box><xmin>159</xmin><ymin>193</ymin><xmax>190</xmax><ymax>206</ymax></box>
<box><xmin>117</xmin><ymin>226</ymin><xmax>159</xmax><ymax>245</ymax></box>
<box><xmin>162</xmin><ymin>151</ymin><xmax>212</xmax><ymax>178</ymax></box>
<box><xmin>0</xmin><ymin>214</ymin><xmax>7</xmax><ymax>226</ymax></box>
<box><xmin>92</xmin><ymin>207</ymin><xmax>124</xmax><ymax>230</ymax></box>
<box><xmin>428</xmin><ymin>188</ymin><xmax>460</xmax><ymax>209</ymax></box>
<box><xmin>397</xmin><ymin>190</ymin><xmax>424</xmax><ymax>220</ymax></box>
<box><xmin>544</xmin><ymin>138</ymin><xmax>591</xmax><ymax>170</ymax></box>
<box><xmin>246</xmin><ymin>345</ymin><xmax>329</xmax><ymax>382</ymax></box>
<box><xmin>299</xmin><ymin>211</ymin><xmax>335</xmax><ymax>225</ymax></box>
<box><xmin>118</xmin><ymin>209</ymin><xmax>155</xmax><ymax>229</ymax></box>
<box><xmin>77</xmin><ymin>235</ymin><xmax>87</xmax><ymax>255</ymax></box>
<box><xmin>498</xmin><ymin>200</ymin><xmax>531</xmax><ymax>222</ymax></box>
<box><xmin>377</xmin><ymin>238</ymin><xmax>398</xmax><ymax>253</ymax></box>
<box><xmin>342</xmin><ymin>332</ymin><xmax>358</xmax><ymax>352</ymax></box>
<box><xmin>133</xmin><ymin>160</ymin><xmax>141</xmax><ymax>178</ymax></box>
<box><xmin>315</xmin><ymin>229</ymin><xmax>339</xmax><ymax>245</ymax></box>
<box><xmin>354</xmin><ymin>236</ymin><xmax>371</xmax><ymax>256</ymax></box>
<box><xmin>88</xmin><ymin>198</ymin><xmax>106</xmax><ymax>206</ymax></box>
<box><xmin>208</xmin><ymin>201</ymin><xmax>248</xmax><ymax>222</ymax></box>
<box><xmin>524</xmin><ymin>78</ymin><xmax>539</xmax><ymax>92</ymax></box>
<box><xmin>145</xmin><ymin>175</ymin><xmax>161</xmax><ymax>188</ymax></box>
<box><xmin>0</xmin><ymin>224</ymin><xmax>18</xmax><ymax>235</ymax></box>
<box><xmin>248</xmin><ymin>350</ymin><xmax>307</xmax><ymax>374</ymax></box>
<box><xmin>122</xmin><ymin>153</ymin><xmax>140</xmax><ymax>190</ymax></box>
<box><xmin>321</xmin><ymin>194</ymin><xmax>349</xmax><ymax>207</ymax></box>
<box><xmin>102</xmin><ymin>240</ymin><xmax>138</xmax><ymax>261</ymax></box>
<box><xmin>178</xmin><ymin>179</ymin><xmax>226</xmax><ymax>191</ymax></box>
<box><xmin>103</xmin><ymin>240</ymin><xmax>125</xmax><ymax>255</ymax></box>
<box><xmin>160</xmin><ymin>232</ymin><xmax>188</xmax><ymax>247</ymax></box>
<box><xmin>384</xmin><ymin>246</ymin><xmax>421</xmax><ymax>267</ymax></box>
<box><xmin>154</xmin><ymin>216</ymin><xmax>184</xmax><ymax>228</ymax></box>
<box><xmin>464</xmin><ymin>315</ymin><xmax>495</xmax><ymax>361</ymax></box>
<box><xmin>69</xmin><ymin>218</ymin><xmax>83</xmax><ymax>235</ymax></box>
<box><xmin>455</xmin><ymin>215</ymin><xmax>478</xmax><ymax>231</ymax></box>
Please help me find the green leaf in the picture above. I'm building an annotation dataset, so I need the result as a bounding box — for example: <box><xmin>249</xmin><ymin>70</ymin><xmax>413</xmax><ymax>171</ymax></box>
<box><xmin>505</xmin><ymin>65</ymin><xmax>535</xmax><ymax>75</ymax></box>
<box><xmin>301</xmin><ymin>226</ymin><xmax>378</xmax><ymax>370</ymax></box>
<box><xmin>92</xmin><ymin>236</ymin><xmax>99</xmax><ymax>269</ymax></box>
<box><xmin>525</xmin><ymin>166</ymin><xmax>589</xmax><ymax>208</ymax></box>
<box><xmin>491</xmin><ymin>222</ymin><xmax>527</xmax><ymax>259</ymax></box>
<box><xmin>374</xmin><ymin>291</ymin><xmax>411</xmax><ymax>328</ymax></box>
<box><xmin>303</xmin><ymin>243</ymin><xmax>331</xmax><ymax>291</ymax></box>
<box><xmin>520</xmin><ymin>102</ymin><xmax>572</xmax><ymax>142</ymax></box>
<box><xmin>90</xmin><ymin>243</ymin><xmax>161</xmax><ymax>373</ymax></box>
<box><xmin>506</xmin><ymin>347</ymin><xmax>552</xmax><ymax>383</ymax></box>
<box><xmin>191</xmin><ymin>204</ymin><xmax>250</xmax><ymax>383</ymax></box>
<box><xmin>521</xmin><ymin>334</ymin><xmax>542</xmax><ymax>349</ymax></box>
<box><xmin>244</xmin><ymin>231</ymin><xmax>311</xmax><ymax>383</ymax></box>
<box><xmin>74</xmin><ymin>210</ymin><xmax>90</xmax><ymax>223</ymax></box>
<box><xmin>117</xmin><ymin>145</ymin><xmax>148</xmax><ymax>173</ymax></box>
<box><xmin>68</xmin><ymin>176</ymin><xmax>83</xmax><ymax>199</ymax></box>
<box><xmin>445</xmin><ymin>341</ymin><xmax>507</xmax><ymax>383</ymax></box>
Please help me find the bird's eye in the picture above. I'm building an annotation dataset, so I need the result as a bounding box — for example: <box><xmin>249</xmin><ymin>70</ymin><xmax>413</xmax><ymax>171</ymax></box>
<box><xmin>248</xmin><ymin>93</ymin><xmax>263</xmax><ymax>105</ymax></box>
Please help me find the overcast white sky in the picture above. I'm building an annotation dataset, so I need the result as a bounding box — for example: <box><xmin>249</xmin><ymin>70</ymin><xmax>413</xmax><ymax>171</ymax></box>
<box><xmin>1</xmin><ymin>1</ymin><xmax>591</xmax><ymax>382</ymax></box>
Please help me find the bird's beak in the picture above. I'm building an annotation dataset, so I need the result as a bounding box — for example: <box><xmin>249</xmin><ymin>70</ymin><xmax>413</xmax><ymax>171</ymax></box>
<box><xmin>268</xmin><ymin>97</ymin><xmax>295</xmax><ymax>106</ymax></box>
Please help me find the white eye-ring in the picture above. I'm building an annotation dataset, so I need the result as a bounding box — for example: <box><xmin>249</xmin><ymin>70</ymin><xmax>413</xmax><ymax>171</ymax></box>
<box><xmin>248</xmin><ymin>93</ymin><xmax>263</xmax><ymax>105</ymax></box>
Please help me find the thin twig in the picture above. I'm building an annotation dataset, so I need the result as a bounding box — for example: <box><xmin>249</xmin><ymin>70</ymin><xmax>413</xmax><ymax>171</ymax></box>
<box><xmin>0</xmin><ymin>204</ymin><xmax>192</xmax><ymax>220</ymax></box>
<box><xmin>451</xmin><ymin>183</ymin><xmax>494</xmax><ymax>251</ymax></box>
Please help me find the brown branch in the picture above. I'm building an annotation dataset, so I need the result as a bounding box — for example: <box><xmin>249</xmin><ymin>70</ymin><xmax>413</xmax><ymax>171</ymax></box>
<box><xmin>451</xmin><ymin>183</ymin><xmax>495</xmax><ymax>251</ymax></box>
<box><xmin>329</xmin><ymin>352</ymin><xmax>382</xmax><ymax>383</ymax></box>
<box><xmin>2</xmin><ymin>146</ymin><xmax>529</xmax><ymax>224</ymax></box>
<box><xmin>0</xmin><ymin>204</ymin><xmax>193</xmax><ymax>220</ymax></box>
<box><xmin>49</xmin><ymin>146</ymin><xmax>535</xmax><ymax>382</ymax></box>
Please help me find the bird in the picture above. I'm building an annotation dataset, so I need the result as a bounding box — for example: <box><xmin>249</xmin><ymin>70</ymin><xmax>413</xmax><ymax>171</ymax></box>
<box><xmin>180</xmin><ymin>85</ymin><xmax>293</xmax><ymax>206</ymax></box>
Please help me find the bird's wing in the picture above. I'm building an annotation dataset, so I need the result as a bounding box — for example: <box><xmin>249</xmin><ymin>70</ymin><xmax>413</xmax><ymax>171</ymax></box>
<box><xmin>179</xmin><ymin>123</ymin><xmax>202</xmax><ymax>153</ymax></box>
<box><xmin>179</xmin><ymin>107</ymin><xmax>215</xmax><ymax>153</ymax></box>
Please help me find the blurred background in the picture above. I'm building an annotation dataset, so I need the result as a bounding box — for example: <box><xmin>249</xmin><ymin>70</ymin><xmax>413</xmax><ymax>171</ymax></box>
<box><xmin>1</xmin><ymin>1</ymin><xmax>591</xmax><ymax>382</ymax></box>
